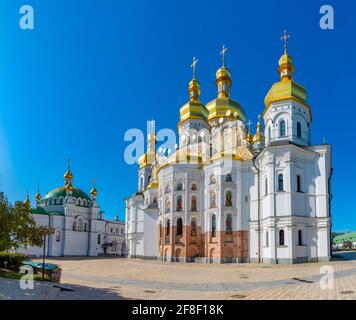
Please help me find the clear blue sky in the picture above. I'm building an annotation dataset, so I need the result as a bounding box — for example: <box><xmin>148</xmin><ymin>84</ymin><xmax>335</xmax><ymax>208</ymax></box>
<box><xmin>0</xmin><ymin>0</ymin><xmax>355</xmax><ymax>231</ymax></box>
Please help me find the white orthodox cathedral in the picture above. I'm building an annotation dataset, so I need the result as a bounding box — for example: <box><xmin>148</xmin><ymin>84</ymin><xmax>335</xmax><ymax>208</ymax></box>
<box><xmin>126</xmin><ymin>35</ymin><xmax>333</xmax><ymax>264</ymax></box>
<box><xmin>18</xmin><ymin>164</ymin><xmax>125</xmax><ymax>257</ymax></box>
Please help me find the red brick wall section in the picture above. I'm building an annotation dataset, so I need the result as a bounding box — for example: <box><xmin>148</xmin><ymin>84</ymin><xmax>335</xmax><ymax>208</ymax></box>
<box><xmin>159</xmin><ymin>226</ymin><xmax>248</xmax><ymax>260</ymax></box>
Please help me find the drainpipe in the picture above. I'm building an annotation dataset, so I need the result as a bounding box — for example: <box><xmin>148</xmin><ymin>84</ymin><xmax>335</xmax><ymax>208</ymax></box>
<box><xmin>252</xmin><ymin>158</ymin><xmax>261</xmax><ymax>263</ymax></box>
<box><xmin>328</xmin><ymin>167</ymin><xmax>334</xmax><ymax>258</ymax></box>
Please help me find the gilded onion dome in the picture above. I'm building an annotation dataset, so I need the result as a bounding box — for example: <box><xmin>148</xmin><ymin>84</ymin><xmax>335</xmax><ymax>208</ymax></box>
<box><xmin>264</xmin><ymin>32</ymin><xmax>310</xmax><ymax>117</ymax></box>
<box><xmin>66</xmin><ymin>181</ymin><xmax>73</xmax><ymax>192</ymax></box>
<box><xmin>253</xmin><ymin>116</ymin><xmax>265</xmax><ymax>143</ymax></box>
<box><xmin>64</xmin><ymin>159</ymin><xmax>73</xmax><ymax>181</ymax></box>
<box><xmin>179</xmin><ymin>57</ymin><xmax>209</xmax><ymax>125</ymax></box>
<box><xmin>35</xmin><ymin>188</ymin><xmax>41</xmax><ymax>201</ymax></box>
<box><xmin>90</xmin><ymin>181</ymin><xmax>98</xmax><ymax>197</ymax></box>
<box><xmin>64</xmin><ymin>169</ymin><xmax>73</xmax><ymax>180</ymax></box>
<box><xmin>23</xmin><ymin>193</ymin><xmax>31</xmax><ymax>207</ymax></box>
<box><xmin>206</xmin><ymin>47</ymin><xmax>246</xmax><ymax>122</ymax></box>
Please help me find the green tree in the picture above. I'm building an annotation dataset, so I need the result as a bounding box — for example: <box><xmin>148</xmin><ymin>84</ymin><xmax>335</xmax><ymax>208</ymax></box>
<box><xmin>0</xmin><ymin>192</ymin><xmax>53</xmax><ymax>252</ymax></box>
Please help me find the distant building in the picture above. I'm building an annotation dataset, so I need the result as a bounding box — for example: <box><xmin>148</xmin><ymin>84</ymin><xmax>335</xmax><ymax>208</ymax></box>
<box><xmin>333</xmin><ymin>232</ymin><xmax>356</xmax><ymax>250</ymax></box>
<box><xmin>18</xmin><ymin>163</ymin><xmax>125</xmax><ymax>257</ymax></box>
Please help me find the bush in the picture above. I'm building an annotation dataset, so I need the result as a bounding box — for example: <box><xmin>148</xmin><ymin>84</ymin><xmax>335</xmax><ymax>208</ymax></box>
<box><xmin>0</xmin><ymin>252</ymin><xmax>27</xmax><ymax>271</ymax></box>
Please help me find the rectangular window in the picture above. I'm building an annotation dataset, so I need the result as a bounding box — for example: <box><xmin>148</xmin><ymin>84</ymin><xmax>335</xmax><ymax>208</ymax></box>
<box><xmin>298</xmin><ymin>230</ymin><xmax>303</xmax><ymax>246</ymax></box>
<box><xmin>297</xmin><ymin>175</ymin><xmax>302</xmax><ymax>192</ymax></box>
<box><xmin>278</xmin><ymin>174</ymin><xmax>284</xmax><ymax>192</ymax></box>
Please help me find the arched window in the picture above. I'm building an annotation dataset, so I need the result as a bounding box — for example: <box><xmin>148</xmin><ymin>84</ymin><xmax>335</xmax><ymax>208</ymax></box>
<box><xmin>72</xmin><ymin>220</ymin><xmax>77</xmax><ymax>231</ymax></box>
<box><xmin>265</xmin><ymin>178</ymin><xmax>268</xmax><ymax>196</ymax></box>
<box><xmin>210</xmin><ymin>192</ymin><xmax>216</xmax><ymax>208</ymax></box>
<box><xmin>54</xmin><ymin>198</ymin><xmax>57</xmax><ymax>205</ymax></box>
<box><xmin>191</xmin><ymin>183</ymin><xmax>197</xmax><ymax>190</ymax></box>
<box><xmin>210</xmin><ymin>174</ymin><xmax>216</xmax><ymax>185</ymax></box>
<box><xmin>268</xmin><ymin>126</ymin><xmax>271</xmax><ymax>142</ymax></box>
<box><xmin>78</xmin><ymin>199</ymin><xmax>81</xmax><ymax>206</ymax></box>
<box><xmin>191</xmin><ymin>196</ymin><xmax>197</xmax><ymax>211</ymax></box>
<box><xmin>297</xmin><ymin>175</ymin><xmax>302</xmax><ymax>192</ymax></box>
<box><xmin>211</xmin><ymin>215</ymin><xmax>216</xmax><ymax>237</ymax></box>
<box><xmin>55</xmin><ymin>230</ymin><xmax>60</xmax><ymax>242</ymax></box>
<box><xmin>166</xmin><ymin>219</ymin><xmax>170</xmax><ymax>236</ymax></box>
<box><xmin>297</xmin><ymin>122</ymin><xmax>302</xmax><ymax>138</ymax></box>
<box><xmin>280</xmin><ymin>120</ymin><xmax>286</xmax><ymax>137</ymax></box>
<box><xmin>226</xmin><ymin>174</ymin><xmax>232</xmax><ymax>182</ymax></box>
<box><xmin>59</xmin><ymin>198</ymin><xmax>63</xmax><ymax>205</ymax></box>
<box><xmin>176</xmin><ymin>218</ymin><xmax>183</xmax><ymax>236</ymax></box>
<box><xmin>176</xmin><ymin>196</ymin><xmax>183</xmax><ymax>211</ymax></box>
<box><xmin>191</xmin><ymin>218</ymin><xmax>197</xmax><ymax>236</ymax></box>
<box><xmin>84</xmin><ymin>223</ymin><xmax>87</xmax><ymax>232</ymax></box>
<box><xmin>77</xmin><ymin>217</ymin><xmax>84</xmax><ymax>232</ymax></box>
<box><xmin>226</xmin><ymin>214</ymin><xmax>232</xmax><ymax>234</ymax></box>
<box><xmin>153</xmin><ymin>197</ymin><xmax>157</xmax><ymax>204</ymax></box>
<box><xmin>176</xmin><ymin>183</ymin><xmax>183</xmax><ymax>191</ymax></box>
<box><xmin>97</xmin><ymin>234</ymin><xmax>101</xmax><ymax>244</ymax></box>
<box><xmin>298</xmin><ymin>230</ymin><xmax>303</xmax><ymax>246</ymax></box>
<box><xmin>279</xmin><ymin>230</ymin><xmax>285</xmax><ymax>246</ymax></box>
<box><xmin>225</xmin><ymin>191</ymin><xmax>232</xmax><ymax>207</ymax></box>
<box><xmin>278</xmin><ymin>174</ymin><xmax>284</xmax><ymax>192</ymax></box>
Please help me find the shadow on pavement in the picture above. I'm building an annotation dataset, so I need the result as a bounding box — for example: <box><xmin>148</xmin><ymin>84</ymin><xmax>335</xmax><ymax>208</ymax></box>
<box><xmin>54</xmin><ymin>282</ymin><xmax>129</xmax><ymax>300</ymax></box>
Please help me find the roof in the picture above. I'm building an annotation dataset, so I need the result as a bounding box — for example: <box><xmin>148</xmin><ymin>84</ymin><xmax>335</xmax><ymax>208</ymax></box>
<box><xmin>31</xmin><ymin>207</ymin><xmax>65</xmax><ymax>216</ymax></box>
<box><xmin>44</xmin><ymin>186</ymin><xmax>91</xmax><ymax>201</ymax></box>
<box><xmin>333</xmin><ymin>232</ymin><xmax>356</xmax><ymax>244</ymax></box>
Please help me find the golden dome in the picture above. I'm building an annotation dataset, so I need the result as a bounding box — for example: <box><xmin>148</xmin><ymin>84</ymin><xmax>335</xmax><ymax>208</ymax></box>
<box><xmin>178</xmin><ymin>63</ymin><xmax>209</xmax><ymax>125</ymax></box>
<box><xmin>216</xmin><ymin>66</ymin><xmax>231</xmax><ymax>80</ymax></box>
<box><xmin>263</xmin><ymin>49</ymin><xmax>310</xmax><ymax>118</ymax></box>
<box><xmin>253</xmin><ymin>118</ymin><xmax>265</xmax><ymax>143</ymax></box>
<box><xmin>206</xmin><ymin>97</ymin><xmax>246</xmax><ymax>122</ymax></box>
<box><xmin>66</xmin><ymin>181</ymin><xmax>73</xmax><ymax>192</ymax></box>
<box><xmin>35</xmin><ymin>192</ymin><xmax>41</xmax><ymax>201</ymax></box>
<box><xmin>139</xmin><ymin>153</ymin><xmax>148</xmax><ymax>169</ymax></box>
<box><xmin>179</xmin><ymin>99</ymin><xmax>209</xmax><ymax>124</ymax></box>
<box><xmin>207</xmin><ymin>60</ymin><xmax>246</xmax><ymax>122</ymax></box>
<box><xmin>64</xmin><ymin>169</ymin><xmax>73</xmax><ymax>180</ymax></box>
<box><xmin>90</xmin><ymin>186</ymin><xmax>97</xmax><ymax>197</ymax></box>
<box><xmin>23</xmin><ymin>194</ymin><xmax>31</xmax><ymax>207</ymax></box>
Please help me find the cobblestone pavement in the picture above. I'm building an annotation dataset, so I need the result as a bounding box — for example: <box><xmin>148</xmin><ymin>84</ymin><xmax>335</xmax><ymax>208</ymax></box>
<box><xmin>26</xmin><ymin>252</ymin><xmax>356</xmax><ymax>300</ymax></box>
<box><xmin>0</xmin><ymin>277</ymin><xmax>58</xmax><ymax>300</ymax></box>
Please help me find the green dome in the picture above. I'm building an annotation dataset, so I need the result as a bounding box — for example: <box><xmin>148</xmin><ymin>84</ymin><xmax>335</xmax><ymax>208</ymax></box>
<box><xmin>44</xmin><ymin>186</ymin><xmax>91</xmax><ymax>201</ymax></box>
<box><xmin>31</xmin><ymin>207</ymin><xmax>48</xmax><ymax>215</ymax></box>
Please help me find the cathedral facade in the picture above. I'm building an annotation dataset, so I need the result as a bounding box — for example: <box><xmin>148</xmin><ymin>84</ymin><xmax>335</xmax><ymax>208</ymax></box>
<box><xmin>18</xmin><ymin>164</ymin><xmax>126</xmax><ymax>257</ymax></box>
<box><xmin>125</xmin><ymin>40</ymin><xmax>332</xmax><ymax>264</ymax></box>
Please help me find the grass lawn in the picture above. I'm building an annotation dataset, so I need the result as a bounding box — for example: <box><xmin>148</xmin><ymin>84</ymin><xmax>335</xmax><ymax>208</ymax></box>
<box><xmin>0</xmin><ymin>268</ymin><xmax>50</xmax><ymax>281</ymax></box>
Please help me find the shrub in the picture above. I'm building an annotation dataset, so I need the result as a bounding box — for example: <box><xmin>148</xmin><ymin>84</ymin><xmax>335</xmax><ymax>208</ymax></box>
<box><xmin>0</xmin><ymin>252</ymin><xmax>27</xmax><ymax>271</ymax></box>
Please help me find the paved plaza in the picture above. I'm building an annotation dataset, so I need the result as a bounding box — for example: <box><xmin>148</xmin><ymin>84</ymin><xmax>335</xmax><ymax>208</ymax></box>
<box><xmin>1</xmin><ymin>252</ymin><xmax>356</xmax><ymax>300</ymax></box>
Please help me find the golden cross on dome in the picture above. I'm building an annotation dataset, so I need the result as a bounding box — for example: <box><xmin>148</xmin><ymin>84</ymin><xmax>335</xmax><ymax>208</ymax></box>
<box><xmin>190</xmin><ymin>56</ymin><xmax>198</xmax><ymax>79</ymax></box>
<box><xmin>220</xmin><ymin>45</ymin><xmax>228</xmax><ymax>66</ymax></box>
<box><xmin>280</xmin><ymin>30</ymin><xmax>290</xmax><ymax>51</ymax></box>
